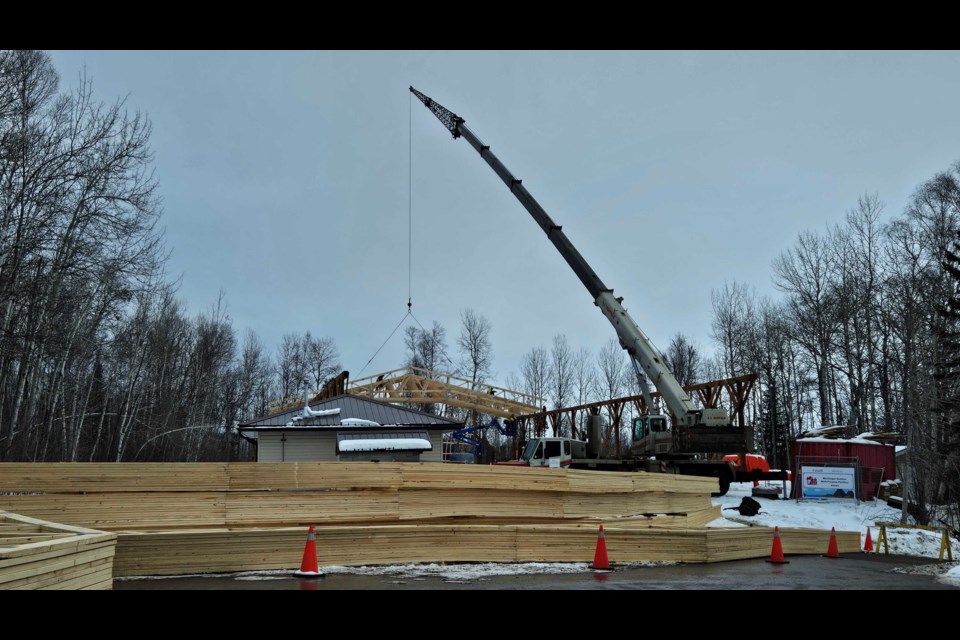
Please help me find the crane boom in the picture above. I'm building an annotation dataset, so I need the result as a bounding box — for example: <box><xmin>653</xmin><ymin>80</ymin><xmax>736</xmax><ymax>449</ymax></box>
<box><xmin>410</xmin><ymin>87</ymin><xmax>719</xmax><ymax>427</ymax></box>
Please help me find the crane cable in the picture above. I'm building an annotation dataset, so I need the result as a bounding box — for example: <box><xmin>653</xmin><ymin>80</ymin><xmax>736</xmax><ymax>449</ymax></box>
<box><xmin>355</xmin><ymin>92</ymin><xmax>417</xmax><ymax>378</ymax></box>
<box><xmin>408</xmin><ymin>88</ymin><xmax>413</xmax><ymax>313</ymax></box>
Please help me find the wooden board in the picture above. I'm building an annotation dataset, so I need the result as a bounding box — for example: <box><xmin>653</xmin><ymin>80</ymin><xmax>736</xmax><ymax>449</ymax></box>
<box><xmin>0</xmin><ymin>493</ymin><xmax>228</xmax><ymax>529</ymax></box>
<box><xmin>0</xmin><ymin>463</ymin><xmax>229</xmax><ymax>493</ymax></box>
<box><xmin>0</xmin><ymin>511</ymin><xmax>116</xmax><ymax>590</ymax></box>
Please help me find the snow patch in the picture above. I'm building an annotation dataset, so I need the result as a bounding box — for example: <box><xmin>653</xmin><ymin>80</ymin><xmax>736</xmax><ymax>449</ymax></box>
<box><xmin>796</xmin><ymin>436</ymin><xmax>883</xmax><ymax>446</ymax></box>
<box><xmin>116</xmin><ymin>562</ymin><xmax>675</xmax><ymax>582</ymax></box>
<box><xmin>941</xmin><ymin>564</ymin><xmax>960</xmax><ymax>586</ymax></box>
<box><xmin>304</xmin><ymin>407</ymin><xmax>341</xmax><ymax>418</ymax></box>
<box><xmin>712</xmin><ymin>482</ymin><xmax>947</xmax><ymax>558</ymax></box>
<box><xmin>340</xmin><ymin>418</ymin><xmax>381</xmax><ymax>427</ymax></box>
<box><xmin>338</xmin><ymin>438</ymin><xmax>431</xmax><ymax>452</ymax></box>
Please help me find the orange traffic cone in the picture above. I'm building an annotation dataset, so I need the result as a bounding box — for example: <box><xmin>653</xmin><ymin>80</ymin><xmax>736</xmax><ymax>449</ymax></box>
<box><xmin>293</xmin><ymin>525</ymin><xmax>323</xmax><ymax>578</ymax></box>
<box><xmin>591</xmin><ymin>525</ymin><xmax>613</xmax><ymax>571</ymax></box>
<box><xmin>864</xmin><ymin>527</ymin><xmax>874</xmax><ymax>552</ymax></box>
<box><xmin>825</xmin><ymin>526</ymin><xmax>841</xmax><ymax>559</ymax></box>
<box><xmin>765</xmin><ymin>526</ymin><xmax>789</xmax><ymax>564</ymax></box>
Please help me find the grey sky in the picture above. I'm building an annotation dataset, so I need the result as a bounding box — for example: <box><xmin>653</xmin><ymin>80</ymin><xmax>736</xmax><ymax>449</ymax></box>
<box><xmin>49</xmin><ymin>51</ymin><xmax>960</xmax><ymax>386</ymax></box>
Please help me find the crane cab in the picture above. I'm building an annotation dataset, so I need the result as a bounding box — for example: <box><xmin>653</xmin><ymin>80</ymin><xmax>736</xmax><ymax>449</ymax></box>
<box><xmin>631</xmin><ymin>414</ymin><xmax>673</xmax><ymax>456</ymax></box>
<box><xmin>518</xmin><ymin>437</ymin><xmax>576</xmax><ymax>467</ymax></box>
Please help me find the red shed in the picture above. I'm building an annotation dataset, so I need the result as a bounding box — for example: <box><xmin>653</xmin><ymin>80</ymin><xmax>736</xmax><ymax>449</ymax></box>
<box><xmin>790</xmin><ymin>436</ymin><xmax>896</xmax><ymax>500</ymax></box>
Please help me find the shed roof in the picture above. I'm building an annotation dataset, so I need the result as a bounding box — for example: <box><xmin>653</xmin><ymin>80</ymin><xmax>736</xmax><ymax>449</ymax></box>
<box><xmin>239</xmin><ymin>394</ymin><xmax>461</xmax><ymax>431</ymax></box>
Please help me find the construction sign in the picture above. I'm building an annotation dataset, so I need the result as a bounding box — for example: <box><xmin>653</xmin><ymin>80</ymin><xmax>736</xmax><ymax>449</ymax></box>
<box><xmin>800</xmin><ymin>465</ymin><xmax>857</xmax><ymax>499</ymax></box>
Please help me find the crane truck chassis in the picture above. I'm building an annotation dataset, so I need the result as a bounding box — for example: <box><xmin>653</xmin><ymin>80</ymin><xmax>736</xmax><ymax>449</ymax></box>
<box><xmin>410</xmin><ymin>88</ymin><xmax>785</xmax><ymax>496</ymax></box>
<box><xmin>501</xmin><ymin>414</ymin><xmax>781</xmax><ymax>496</ymax></box>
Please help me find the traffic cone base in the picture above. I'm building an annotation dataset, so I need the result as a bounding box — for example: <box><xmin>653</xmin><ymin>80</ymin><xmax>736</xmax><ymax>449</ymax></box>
<box><xmin>591</xmin><ymin>525</ymin><xmax>614</xmax><ymax>571</ymax></box>
<box><xmin>766</xmin><ymin>526</ymin><xmax>789</xmax><ymax>564</ymax></box>
<box><xmin>864</xmin><ymin>527</ymin><xmax>874</xmax><ymax>552</ymax></box>
<box><xmin>824</xmin><ymin>526</ymin><xmax>841</xmax><ymax>559</ymax></box>
<box><xmin>293</xmin><ymin>525</ymin><xmax>325</xmax><ymax>578</ymax></box>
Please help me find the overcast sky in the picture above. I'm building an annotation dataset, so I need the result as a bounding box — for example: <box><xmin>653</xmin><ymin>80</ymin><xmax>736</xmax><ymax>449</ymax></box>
<box><xmin>49</xmin><ymin>51</ymin><xmax>960</xmax><ymax>386</ymax></box>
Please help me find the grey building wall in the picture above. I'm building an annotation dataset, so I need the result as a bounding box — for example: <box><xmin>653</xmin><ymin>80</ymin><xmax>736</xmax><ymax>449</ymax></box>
<box><xmin>422</xmin><ymin>431</ymin><xmax>446</xmax><ymax>463</ymax></box>
<box><xmin>257</xmin><ymin>431</ymin><xmax>338</xmax><ymax>462</ymax></box>
<box><xmin>255</xmin><ymin>429</ymin><xmax>454</xmax><ymax>462</ymax></box>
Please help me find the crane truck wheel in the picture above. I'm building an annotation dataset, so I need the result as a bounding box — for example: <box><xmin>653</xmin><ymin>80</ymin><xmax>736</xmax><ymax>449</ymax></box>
<box><xmin>698</xmin><ymin>466</ymin><xmax>732</xmax><ymax>497</ymax></box>
<box><xmin>715</xmin><ymin>470</ymin><xmax>732</xmax><ymax>497</ymax></box>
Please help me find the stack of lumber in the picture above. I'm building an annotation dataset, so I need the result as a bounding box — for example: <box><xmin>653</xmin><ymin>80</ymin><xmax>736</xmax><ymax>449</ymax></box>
<box><xmin>861</xmin><ymin>432</ymin><xmax>901</xmax><ymax>444</ymax></box>
<box><xmin>0</xmin><ymin>493</ymin><xmax>228</xmax><ymax>530</ymax></box>
<box><xmin>111</xmin><ymin>523</ymin><xmax>861</xmax><ymax>577</ymax></box>
<box><xmin>797</xmin><ymin>425</ymin><xmax>852</xmax><ymax>439</ymax></box>
<box><xmin>0</xmin><ymin>463</ymin><xmax>719</xmax><ymax>530</ymax></box>
<box><xmin>0</xmin><ymin>462</ymin><xmax>860</xmax><ymax>578</ymax></box>
<box><xmin>0</xmin><ymin>511</ymin><xmax>116</xmax><ymax>589</ymax></box>
<box><xmin>0</xmin><ymin>462</ymin><xmax>230</xmax><ymax>492</ymax></box>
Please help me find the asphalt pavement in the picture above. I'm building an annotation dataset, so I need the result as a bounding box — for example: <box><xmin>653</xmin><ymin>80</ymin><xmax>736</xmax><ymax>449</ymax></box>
<box><xmin>114</xmin><ymin>553</ymin><xmax>959</xmax><ymax>590</ymax></box>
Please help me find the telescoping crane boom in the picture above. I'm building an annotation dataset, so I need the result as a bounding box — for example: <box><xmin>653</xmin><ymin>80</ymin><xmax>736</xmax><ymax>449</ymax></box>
<box><xmin>410</xmin><ymin>87</ymin><xmax>729</xmax><ymax>430</ymax></box>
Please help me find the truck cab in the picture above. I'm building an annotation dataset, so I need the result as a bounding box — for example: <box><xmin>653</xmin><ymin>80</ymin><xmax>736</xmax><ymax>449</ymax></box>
<box><xmin>518</xmin><ymin>437</ymin><xmax>575</xmax><ymax>467</ymax></box>
<box><xmin>631</xmin><ymin>414</ymin><xmax>673</xmax><ymax>457</ymax></box>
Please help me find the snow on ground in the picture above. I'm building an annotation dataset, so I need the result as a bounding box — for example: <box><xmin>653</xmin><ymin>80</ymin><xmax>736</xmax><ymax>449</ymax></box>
<box><xmin>940</xmin><ymin>564</ymin><xmax>960</xmax><ymax>586</ymax></box>
<box><xmin>714</xmin><ymin>481</ymin><xmax>949</xmax><ymax>558</ymax></box>
<box><xmin>119</xmin><ymin>561</ymin><xmax>672</xmax><ymax>582</ymax></box>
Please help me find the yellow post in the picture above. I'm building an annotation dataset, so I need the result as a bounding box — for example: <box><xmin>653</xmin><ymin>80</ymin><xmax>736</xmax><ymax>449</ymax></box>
<box><xmin>940</xmin><ymin>530</ymin><xmax>953</xmax><ymax>562</ymax></box>
<box><xmin>877</xmin><ymin>524</ymin><xmax>889</xmax><ymax>555</ymax></box>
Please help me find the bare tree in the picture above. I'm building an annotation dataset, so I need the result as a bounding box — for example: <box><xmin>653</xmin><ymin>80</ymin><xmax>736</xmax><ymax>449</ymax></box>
<box><xmin>710</xmin><ymin>281</ymin><xmax>755</xmax><ymax>378</ymax></box>
<box><xmin>404</xmin><ymin>321</ymin><xmax>450</xmax><ymax>374</ymax></box>
<box><xmin>662</xmin><ymin>333</ymin><xmax>701</xmax><ymax>388</ymax></box>
<box><xmin>548</xmin><ymin>334</ymin><xmax>574</xmax><ymax>436</ymax></box>
<box><xmin>237</xmin><ymin>329</ymin><xmax>273</xmax><ymax>421</ymax></box>
<box><xmin>773</xmin><ymin>232</ymin><xmax>838</xmax><ymax>425</ymax></box>
<box><xmin>572</xmin><ymin>347</ymin><xmax>595</xmax><ymax>437</ymax></box>
<box><xmin>276</xmin><ymin>333</ymin><xmax>307</xmax><ymax>400</ymax></box>
<box><xmin>519</xmin><ymin>346</ymin><xmax>551</xmax><ymax>411</ymax></box>
<box><xmin>596</xmin><ymin>338</ymin><xmax>626</xmax><ymax>453</ymax></box>
<box><xmin>456</xmin><ymin>308</ymin><xmax>493</xmax><ymax>388</ymax></box>
<box><xmin>305</xmin><ymin>332</ymin><xmax>341</xmax><ymax>389</ymax></box>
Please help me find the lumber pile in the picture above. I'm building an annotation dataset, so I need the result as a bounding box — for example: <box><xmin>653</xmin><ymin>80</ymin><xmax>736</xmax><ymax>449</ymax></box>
<box><xmin>0</xmin><ymin>462</ymin><xmax>860</xmax><ymax>578</ymax></box>
<box><xmin>860</xmin><ymin>432</ymin><xmax>901</xmax><ymax>444</ymax></box>
<box><xmin>796</xmin><ymin>425</ymin><xmax>852</xmax><ymax>439</ymax></box>
<box><xmin>111</xmin><ymin>523</ymin><xmax>861</xmax><ymax>577</ymax></box>
<box><xmin>0</xmin><ymin>511</ymin><xmax>116</xmax><ymax>590</ymax></box>
<box><xmin>0</xmin><ymin>462</ymin><xmax>230</xmax><ymax>493</ymax></box>
<box><xmin>0</xmin><ymin>463</ymin><xmax>718</xmax><ymax>530</ymax></box>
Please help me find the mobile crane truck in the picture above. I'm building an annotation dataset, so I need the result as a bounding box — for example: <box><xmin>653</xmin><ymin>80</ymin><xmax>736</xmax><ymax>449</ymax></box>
<box><xmin>411</xmin><ymin>88</ymin><xmax>775</xmax><ymax>496</ymax></box>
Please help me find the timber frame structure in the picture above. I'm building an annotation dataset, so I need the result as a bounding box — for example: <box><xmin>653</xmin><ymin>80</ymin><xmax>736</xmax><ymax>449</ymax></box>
<box><xmin>347</xmin><ymin>367</ymin><xmax>543</xmax><ymax>419</ymax></box>
<box><xmin>515</xmin><ymin>373</ymin><xmax>757</xmax><ymax>451</ymax></box>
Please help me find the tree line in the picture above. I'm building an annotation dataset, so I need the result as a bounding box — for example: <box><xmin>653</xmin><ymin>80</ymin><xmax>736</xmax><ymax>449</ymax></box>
<box><xmin>708</xmin><ymin>173</ymin><xmax>960</xmax><ymax>526</ymax></box>
<box><xmin>0</xmin><ymin>51</ymin><xmax>347</xmax><ymax>462</ymax></box>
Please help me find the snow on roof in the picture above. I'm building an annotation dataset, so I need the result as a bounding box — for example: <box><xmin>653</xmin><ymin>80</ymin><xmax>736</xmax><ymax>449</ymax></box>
<box><xmin>340</xmin><ymin>418</ymin><xmax>381</xmax><ymax>427</ymax></box>
<box><xmin>799</xmin><ymin>425</ymin><xmax>848</xmax><ymax>437</ymax></box>
<box><xmin>796</xmin><ymin>436</ymin><xmax>884</xmax><ymax>446</ymax></box>
<box><xmin>338</xmin><ymin>438</ymin><xmax>431</xmax><ymax>452</ymax></box>
<box><xmin>301</xmin><ymin>407</ymin><xmax>341</xmax><ymax>418</ymax></box>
